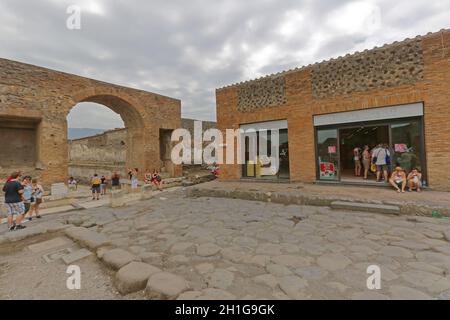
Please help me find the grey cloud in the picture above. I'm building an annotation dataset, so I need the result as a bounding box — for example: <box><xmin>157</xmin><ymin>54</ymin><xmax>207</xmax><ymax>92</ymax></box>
<box><xmin>0</xmin><ymin>0</ymin><xmax>449</xmax><ymax>128</ymax></box>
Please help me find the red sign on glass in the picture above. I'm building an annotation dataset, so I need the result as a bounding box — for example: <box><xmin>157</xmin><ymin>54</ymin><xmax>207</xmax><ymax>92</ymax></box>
<box><xmin>328</xmin><ymin>146</ymin><xmax>337</xmax><ymax>154</ymax></box>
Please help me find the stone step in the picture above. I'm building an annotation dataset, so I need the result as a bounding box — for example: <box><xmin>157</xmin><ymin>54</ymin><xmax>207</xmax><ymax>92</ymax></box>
<box><xmin>330</xmin><ymin>201</ymin><xmax>400</xmax><ymax>215</ymax></box>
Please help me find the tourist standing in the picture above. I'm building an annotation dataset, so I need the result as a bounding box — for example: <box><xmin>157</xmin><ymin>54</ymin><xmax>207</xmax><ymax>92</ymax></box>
<box><xmin>2</xmin><ymin>171</ymin><xmax>26</xmax><ymax>231</ymax></box>
<box><xmin>353</xmin><ymin>147</ymin><xmax>362</xmax><ymax>177</ymax></box>
<box><xmin>131</xmin><ymin>168</ymin><xmax>139</xmax><ymax>189</ymax></box>
<box><xmin>22</xmin><ymin>176</ymin><xmax>33</xmax><ymax>217</ymax></box>
<box><xmin>372</xmin><ymin>143</ymin><xmax>390</xmax><ymax>182</ymax></box>
<box><xmin>100</xmin><ymin>175</ymin><xmax>107</xmax><ymax>195</ymax></box>
<box><xmin>111</xmin><ymin>172</ymin><xmax>121</xmax><ymax>190</ymax></box>
<box><xmin>68</xmin><ymin>177</ymin><xmax>77</xmax><ymax>191</ymax></box>
<box><xmin>91</xmin><ymin>174</ymin><xmax>101</xmax><ymax>200</ymax></box>
<box><xmin>27</xmin><ymin>179</ymin><xmax>43</xmax><ymax>220</ymax></box>
<box><xmin>362</xmin><ymin>145</ymin><xmax>371</xmax><ymax>180</ymax></box>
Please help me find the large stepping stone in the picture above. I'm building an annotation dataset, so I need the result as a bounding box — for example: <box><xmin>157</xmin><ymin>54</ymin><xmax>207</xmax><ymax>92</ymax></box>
<box><xmin>116</xmin><ymin>262</ymin><xmax>161</xmax><ymax>294</ymax></box>
<box><xmin>196</xmin><ymin>243</ymin><xmax>221</xmax><ymax>257</ymax></box>
<box><xmin>331</xmin><ymin>201</ymin><xmax>400</xmax><ymax>215</ymax></box>
<box><xmin>65</xmin><ymin>227</ymin><xmax>110</xmax><ymax>250</ymax></box>
<box><xmin>146</xmin><ymin>272</ymin><xmax>189</xmax><ymax>299</ymax></box>
<box><xmin>102</xmin><ymin>248</ymin><xmax>140</xmax><ymax>270</ymax></box>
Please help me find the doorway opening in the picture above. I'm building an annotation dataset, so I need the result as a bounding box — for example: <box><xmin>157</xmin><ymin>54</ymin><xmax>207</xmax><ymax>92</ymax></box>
<box><xmin>339</xmin><ymin>125</ymin><xmax>389</xmax><ymax>181</ymax></box>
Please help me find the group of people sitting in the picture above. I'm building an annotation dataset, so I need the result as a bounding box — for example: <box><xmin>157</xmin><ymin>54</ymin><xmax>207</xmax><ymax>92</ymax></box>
<box><xmin>88</xmin><ymin>169</ymin><xmax>164</xmax><ymax>200</ymax></box>
<box><xmin>353</xmin><ymin>143</ymin><xmax>423</xmax><ymax>193</ymax></box>
<box><xmin>2</xmin><ymin>171</ymin><xmax>44</xmax><ymax>231</ymax></box>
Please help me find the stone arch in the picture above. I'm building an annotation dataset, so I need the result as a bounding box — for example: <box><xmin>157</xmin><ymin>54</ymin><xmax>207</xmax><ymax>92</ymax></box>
<box><xmin>0</xmin><ymin>58</ymin><xmax>182</xmax><ymax>187</ymax></box>
<box><xmin>64</xmin><ymin>88</ymin><xmax>149</xmax><ymax>181</ymax></box>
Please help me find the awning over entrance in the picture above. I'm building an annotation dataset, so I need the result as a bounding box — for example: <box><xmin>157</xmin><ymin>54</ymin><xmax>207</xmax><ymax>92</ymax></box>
<box><xmin>313</xmin><ymin>102</ymin><xmax>424</xmax><ymax>127</ymax></box>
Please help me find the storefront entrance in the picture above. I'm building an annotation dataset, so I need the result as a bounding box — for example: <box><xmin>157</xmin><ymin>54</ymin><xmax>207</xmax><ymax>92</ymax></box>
<box><xmin>314</xmin><ymin>103</ymin><xmax>427</xmax><ymax>186</ymax></box>
<box><xmin>339</xmin><ymin>125</ymin><xmax>389</xmax><ymax>181</ymax></box>
<box><xmin>240</xmin><ymin>120</ymin><xmax>290</xmax><ymax>180</ymax></box>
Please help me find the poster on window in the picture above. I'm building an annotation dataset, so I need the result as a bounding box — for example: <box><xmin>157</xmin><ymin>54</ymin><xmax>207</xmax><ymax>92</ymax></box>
<box><xmin>328</xmin><ymin>146</ymin><xmax>337</xmax><ymax>154</ymax></box>
<box><xmin>320</xmin><ymin>162</ymin><xmax>335</xmax><ymax>179</ymax></box>
<box><xmin>395</xmin><ymin>144</ymin><xmax>408</xmax><ymax>153</ymax></box>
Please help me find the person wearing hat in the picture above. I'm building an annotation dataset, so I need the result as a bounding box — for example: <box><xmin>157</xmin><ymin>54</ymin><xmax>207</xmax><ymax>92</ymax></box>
<box><xmin>389</xmin><ymin>166</ymin><xmax>407</xmax><ymax>193</ymax></box>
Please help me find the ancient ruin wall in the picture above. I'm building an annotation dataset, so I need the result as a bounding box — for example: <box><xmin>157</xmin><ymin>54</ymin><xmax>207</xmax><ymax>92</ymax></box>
<box><xmin>312</xmin><ymin>38</ymin><xmax>424</xmax><ymax>98</ymax></box>
<box><xmin>237</xmin><ymin>76</ymin><xmax>286</xmax><ymax>112</ymax></box>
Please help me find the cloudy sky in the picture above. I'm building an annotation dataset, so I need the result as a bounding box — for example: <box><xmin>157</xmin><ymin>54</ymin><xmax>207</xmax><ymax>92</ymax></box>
<box><xmin>1</xmin><ymin>0</ymin><xmax>449</xmax><ymax>129</ymax></box>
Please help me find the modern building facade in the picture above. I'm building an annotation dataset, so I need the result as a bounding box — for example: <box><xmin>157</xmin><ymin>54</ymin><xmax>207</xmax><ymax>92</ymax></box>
<box><xmin>216</xmin><ymin>29</ymin><xmax>450</xmax><ymax>191</ymax></box>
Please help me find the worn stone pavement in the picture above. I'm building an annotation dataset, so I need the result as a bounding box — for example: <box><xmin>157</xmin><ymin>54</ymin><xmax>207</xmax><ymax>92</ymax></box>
<box><xmin>1</xmin><ymin>188</ymin><xmax>450</xmax><ymax>299</ymax></box>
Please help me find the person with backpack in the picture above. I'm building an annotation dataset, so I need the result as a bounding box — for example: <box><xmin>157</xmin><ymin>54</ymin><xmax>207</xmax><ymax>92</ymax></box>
<box><xmin>372</xmin><ymin>143</ymin><xmax>390</xmax><ymax>183</ymax></box>
<box><xmin>2</xmin><ymin>171</ymin><xmax>26</xmax><ymax>231</ymax></box>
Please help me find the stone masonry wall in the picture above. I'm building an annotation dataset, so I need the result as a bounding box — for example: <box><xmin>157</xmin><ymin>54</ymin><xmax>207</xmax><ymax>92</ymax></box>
<box><xmin>0</xmin><ymin>58</ymin><xmax>182</xmax><ymax>186</ymax></box>
<box><xmin>216</xmin><ymin>30</ymin><xmax>450</xmax><ymax>191</ymax></box>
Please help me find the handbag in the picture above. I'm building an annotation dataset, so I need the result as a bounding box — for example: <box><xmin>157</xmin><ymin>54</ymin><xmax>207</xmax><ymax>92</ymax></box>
<box><xmin>371</xmin><ymin>163</ymin><xmax>377</xmax><ymax>173</ymax></box>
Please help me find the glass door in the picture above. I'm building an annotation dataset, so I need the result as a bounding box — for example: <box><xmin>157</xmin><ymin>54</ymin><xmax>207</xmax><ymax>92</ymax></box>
<box><xmin>390</xmin><ymin>119</ymin><xmax>425</xmax><ymax>181</ymax></box>
<box><xmin>316</xmin><ymin>128</ymin><xmax>339</xmax><ymax>181</ymax></box>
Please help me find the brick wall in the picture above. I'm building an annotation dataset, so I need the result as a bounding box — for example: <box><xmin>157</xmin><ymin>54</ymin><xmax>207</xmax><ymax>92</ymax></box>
<box><xmin>216</xmin><ymin>30</ymin><xmax>450</xmax><ymax>191</ymax></box>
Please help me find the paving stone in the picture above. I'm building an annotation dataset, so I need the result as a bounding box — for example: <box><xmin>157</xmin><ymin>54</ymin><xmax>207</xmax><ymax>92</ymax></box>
<box><xmin>294</xmin><ymin>266</ymin><xmax>328</xmax><ymax>280</ymax></box>
<box><xmin>116</xmin><ymin>262</ymin><xmax>161</xmax><ymax>295</ymax></box>
<box><xmin>4</xmin><ymin>225</ymin><xmax>47</xmax><ymax>242</ymax></box>
<box><xmin>255</xmin><ymin>243</ymin><xmax>282</xmax><ymax>256</ymax></box>
<box><xmin>243</xmin><ymin>255</ymin><xmax>271</xmax><ymax>267</ymax></box>
<box><xmin>27</xmin><ymin>237</ymin><xmax>71</xmax><ymax>253</ymax></box>
<box><xmin>62</xmin><ymin>248</ymin><xmax>93</xmax><ymax>265</ymax></box>
<box><xmin>330</xmin><ymin>201</ymin><xmax>400</xmax><ymax>215</ymax></box>
<box><xmin>140</xmin><ymin>252</ymin><xmax>163</xmax><ymax>265</ymax></box>
<box><xmin>317</xmin><ymin>253</ymin><xmax>352</xmax><ymax>271</ymax></box>
<box><xmin>278</xmin><ymin>275</ymin><xmax>309</xmax><ymax>299</ymax></box>
<box><xmin>252</xmin><ymin>274</ymin><xmax>278</xmax><ymax>289</ymax></box>
<box><xmin>444</xmin><ymin>229</ymin><xmax>450</xmax><ymax>242</ymax></box>
<box><xmin>401</xmin><ymin>270</ymin><xmax>450</xmax><ymax>293</ymax></box>
<box><xmin>196</xmin><ymin>243</ymin><xmax>221</xmax><ymax>257</ymax></box>
<box><xmin>326</xmin><ymin>282</ymin><xmax>349</xmax><ymax>293</ymax></box>
<box><xmin>220</xmin><ymin>247</ymin><xmax>246</xmax><ymax>263</ymax></box>
<box><xmin>389</xmin><ymin>286</ymin><xmax>433</xmax><ymax>300</ymax></box>
<box><xmin>204</xmin><ymin>269</ymin><xmax>235</xmax><ymax>290</ymax></box>
<box><xmin>65</xmin><ymin>227</ymin><xmax>110</xmax><ymax>250</ymax></box>
<box><xmin>416</xmin><ymin>251</ymin><xmax>450</xmax><ymax>268</ymax></box>
<box><xmin>389</xmin><ymin>240</ymin><xmax>430</xmax><ymax>251</ymax></box>
<box><xmin>146</xmin><ymin>272</ymin><xmax>189</xmax><ymax>299</ymax></box>
<box><xmin>266</xmin><ymin>264</ymin><xmax>293</xmax><ymax>277</ymax></box>
<box><xmin>102</xmin><ymin>248</ymin><xmax>140</xmax><ymax>270</ymax></box>
<box><xmin>388</xmin><ymin>227</ymin><xmax>425</xmax><ymax>239</ymax></box>
<box><xmin>168</xmin><ymin>255</ymin><xmax>190</xmax><ymax>264</ymax></box>
<box><xmin>195</xmin><ymin>263</ymin><xmax>215</xmax><ymax>275</ymax></box>
<box><xmin>406</xmin><ymin>262</ymin><xmax>445</xmax><ymax>275</ymax></box>
<box><xmin>233</xmin><ymin>236</ymin><xmax>258</xmax><ymax>248</ymax></box>
<box><xmin>379</xmin><ymin>246</ymin><xmax>414</xmax><ymax>259</ymax></box>
<box><xmin>170</xmin><ymin>242</ymin><xmax>194</xmax><ymax>254</ymax></box>
<box><xmin>270</xmin><ymin>255</ymin><xmax>312</xmax><ymax>268</ymax></box>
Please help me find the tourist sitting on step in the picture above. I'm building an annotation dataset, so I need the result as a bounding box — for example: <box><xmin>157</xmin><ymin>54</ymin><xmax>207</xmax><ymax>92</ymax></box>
<box><xmin>407</xmin><ymin>168</ymin><xmax>423</xmax><ymax>192</ymax></box>
<box><xmin>389</xmin><ymin>167</ymin><xmax>407</xmax><ymax>193</ymax></box>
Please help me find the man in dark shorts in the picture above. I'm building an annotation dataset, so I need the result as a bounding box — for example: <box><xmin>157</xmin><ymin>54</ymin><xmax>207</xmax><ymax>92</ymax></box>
<box><xmin>2</xmin><ymin>171</ymin><xmax>26</xmax><ymax>231</ymax></box>
<box><xmin>91</xmin><ymin>174</ymin><xmax>101</xmax><ymax>200</ymax></box>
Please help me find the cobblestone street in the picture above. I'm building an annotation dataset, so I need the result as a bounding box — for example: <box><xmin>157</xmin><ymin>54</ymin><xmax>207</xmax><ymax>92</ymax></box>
<box><xmin>3</xmin><ymin>188</ymin><xmax>449</xmax><ymax>300</ymax></box>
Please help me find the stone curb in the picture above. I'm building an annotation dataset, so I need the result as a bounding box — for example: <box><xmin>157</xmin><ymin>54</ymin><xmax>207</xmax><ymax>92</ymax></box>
<box><xmin>186</xmin><ymin>187</ymin><xmax>450</xmax><ymax>217</ymax></box>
